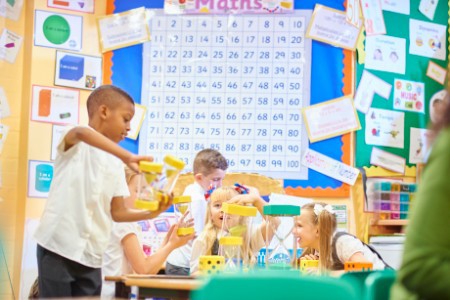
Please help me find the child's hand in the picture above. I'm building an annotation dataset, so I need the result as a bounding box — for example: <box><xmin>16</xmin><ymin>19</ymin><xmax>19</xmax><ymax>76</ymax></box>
<box><xmin>227</xmin><ymin>194</ymin><xmax>257</xmax><ymax>206</ymax></box>
<box><xmin>167</xmin><ymin>224</ymin><xmax>195</xmax><ymax>249</ymax></box>
<box><xmin>124</xmin><ymin>154</ymin><xmax>154</xmax><ymax>173</ymax></box>
<box><xmin>178</xmin><ymin>210</ymin><xmax>194</xmax><ymax>228</ymax></box>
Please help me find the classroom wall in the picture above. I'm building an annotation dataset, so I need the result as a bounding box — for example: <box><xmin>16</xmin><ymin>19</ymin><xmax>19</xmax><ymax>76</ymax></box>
<box><xmin>0</xmin><ymin>1</ymin><xmax>107</xmax><ymax>298</ymax></box>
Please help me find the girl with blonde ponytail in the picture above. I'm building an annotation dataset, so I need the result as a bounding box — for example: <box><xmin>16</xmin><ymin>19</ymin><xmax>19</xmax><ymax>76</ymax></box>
<box><xmin>293</xmin><ymin>202</ymin><xmax>387</xmax><ymax>274</ymax></box>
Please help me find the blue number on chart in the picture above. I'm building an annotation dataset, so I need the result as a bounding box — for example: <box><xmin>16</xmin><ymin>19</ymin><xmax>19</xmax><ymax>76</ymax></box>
<box><xmin>288</xmin><ymin>129</ymin><xmax>299</xmax><ymax>137</ymax></box>
<box><xmin>166</xmin><ymin>81</ymin><xmax>177</xmax><ymax>88</ymax></box>
<box><xmin>200</xmin><ymin>35</ymin><xmax>209</xmax><ymax>43</ymax></box>
<box><xmin>256</xmin><ymin>144</ymin><xmax>267</xmax><ymax>152</ymax></box>
<box><xmin>291</xmin><ymin>51</ymin><xmax>302</xmax><ymax>59</ymax></box>
<box><xmin>210</xmin><ymin>128</ymin><xmax>221</xmax><ymax>135</ymax></box>
<box><xmin>241</xmin><ymin>112</ymin><xmax>253</xmax><ymax>121</ymax></box>
<box><xmin>257</xmin><ymin>113</ymin><xmax>268</xmax><ymax>121</ymax></box>
<box><xmin>226</xmin><ymin>128</ymin><xmax>236</xmax><ymax>136</ymax></box>
<box><xmin>242</xmin><ymin>97</ymin><xmax>253</xmax><ymax>105</ymax></box>
<box><xmin>211</xmin><ymin>96</ymin><xmax>222</xmax><ymax>104</ymax></box>
<box><xmin>241</xmin><ymin>128</ymin><xmax>252</xmax><ymax>136</ymax></box>
<box><xmin>198</xmin><ymin>50</ymin><xmax>208</xmax><ymax>58</ymax></box>
<box><xmin>180</xmin><ymin>112</ymin><xmax>190</xmax><ymax>120</ymax></box>
<box><xmin>180</xmin><ymin>96</ymin><xmax>191</xmax><ymax>104</ymax></box>
<box><xmin>273</xmin><ymin>82</ymin><xmax>284</xmax><ymax>90</ymax></box>
<box><xmin>244</xmin><ymin>51</ymin><xmax>254</xmax><ymax>59</ymax></box>
<box><xmin>164</xmin><ymin>142</ymin><xmax>174</xmax><ymax>150</ymax></box>
<box><xmin>181</xmin><ymin>81</ymin><xmax>192</xmax><ymax>88</ymax></box>
<box><xmin>272</xmin><ymin>113</ymin><xmax>283</xmax><ymax>121</ymax></box>
<box><xmin>240</xmin><ymin>159</ymin><xmax>251</xmax><ymax>167</ymax></box>
<box><xmin>246</xmin><ymin>35</ymin><xmax>255</xmax><ymax>43</ymax></box>
<box><xmin>210</xmin><ymin>112</ymin><xmax>221</xmax><ymax>120</ymax></box>
<box><xmin>277</xmin><ymin>36</ymin><xmax>287</xmax><ymax>43</ymax></box>
<box><xmin>215</xmin><ymin>35</ymin><xmax>225</xmax><ymax>43</ymax></box>
<box><xmin>257</xmin><ymin>129</ymin><xmax>267</xmax><ymax>136</ymax></box>
<box><xmin>164</xmin><ymin>127</ymin><xmax>175</xmax><ymax>134</ymax></box>
<box><xmin>288</xmin><ymin>145</ymin><xmax>299</xmax><ymax>153</ymax></box>
<box><xmin>179</xmin><ymin>143</ymin><xmax>190</xmax><ymax>150</ymax></box>
<box><xmin>258</xmin><ymin>82</ymin><xmax>269</xmax><ymax>89</ymax></box>
<box><xmin>243</xmin><ymin>82</ymin><xmax>253</xmax><ymax>89</ymax></box>
<box><xmin>182</xmin><ymin>66</ymin><xmax>192</xmax><ymax>73</ymax></box>
<box><xmin>165</xmin><ymin>96</ymin><xmax>176</xmax><ymax>104</ymax></box>
<box><xmin>261</xmin><ymin>36</ymin><xmax>271</xmax><ymax>43</ymax></box>
<box><xmin>272</xmin><ymin>129</ymin><xmax>283</xmax><ymax>136</ymax></box>
<box><xmin>289</xmin><ymin>98</ymin><xmax>301</xmax><ymax>105</ymax></box>
<box><xmin>227</xmin><ymin>159</ymin><xmax>236</xmax><ymax>167</ymax></box>
<box><xmin>195</xmin><ymin>127</ymin><xmax>205</xmax><ymax>135</ymax></box>
<box><xmin>182</xmin><ymin>50</ymin><xmax>193</xmax><ymax>58</ymax></box>
<box><xmin>185</xmin><ymin>35</ymin><xmax>194</xmax><ymax>43</ymax></box>
<box><xmin>287</xmin><ymin>160</ymin><xmax>300</xmax><ymax>168</ymax></box>
<box><xmin>197</xmin><ymin>66</ymin><xmax>208</xmax><ymax>73</ymax></box>
<box><xmin>226</xmin><ymin>144</ymin><xmax>236</xmax><ymax>151</ymax></box>
<box><xmin>274</xmin><ymin>67</ymin><xmax>285</xmax><ymax>75</ymax></box>
<box><xmin>273</xmin><ymin>98</ymin><xmax>284</xmax><ymax>105</ymax></box>
<box><xmin>243</xmin><ymin>66</ymin><xmax>254</xmax><ymax>74</ymax></box>
<box><xmin>227</xmin><ymin>82</ymin><xmax>238</xmax><ymax>89</ymax></box>
<box><xmin>271</xmin><ymin>160</ymin><xmax>282</xmax><ymax>167</ymax></box>
<box><xmin>148</xmin><ymin>111</ymin><xmax>160</xmax><ymax>119</ymax></box>
<box><xmin>148</xmin><ymin>127</ymin><xmax>159</xmax><ymax>134</ymax></box>
<box><xmin>290</xmin><ymin>67</ymin><xmax>301</xmax><ymax>75</ymax></box>
<box><xmin>289</xmin><ymin>113</ymin><xmax>300</xmax><ymax>121</ymax></box>
<box><xmin>256</xmin><ymin>160</ymin><xmax>267</xmax><ymax>167</ymax></box>
<box><xmin>167</xmin><ymin>50</ymin><xmax>178</xmax><ymax>58</ymax></box>
<box><xmin>212</xmin><ymin>82</ymin><xmax>223</xmax><ymax>89</ymax></box>
<box><xmin>241</xmin><ymin>144</ymin><xmax>251</xmax><ymax>151</ymax></box>
<box><xmin>179</xmin><ymin>127</ymin><xmax>190</xmax><ymax>135</ymax></box>
<box><xmin>164</xmin><ymin>111</ymin><xmax>175</xmax><ymax>119</ymax></box>
<box><xmin>289</xmin><ymin>83</ymin><xmax>301</xmax><ymax>90</ymax></box>
<box><xmin>194</xmin><ymin>143</ymin><xmax>205</xmax><ymax>151</ymax></box>
<box><xmin>228</xmin><ymin>51</ymin><xmax>239</xmax><ymax>59</ymax></box>
<box><xmin>257</xmin><ymin>97</ymin><xmax>268</xmax><ymax>105</ymax></box>
<box><xmin>227</xmin><ymin>97</ymin><xmax>237</xmax><ymax>105</ymax></box>
<box><xmin>275</xmin><ymin>51</ymin><xmax>286</xmax><ymax>59</ymax></box>
<box><xmin>195</xmin><ymin>112</ymin><xmax>206</xmax><ymax>120</ymax></box>
<box><xmin>272</xmin><ymin>145</ymin><xmax>283</xmax><ymax>152</ymax></box>
<box><xmin>148</xmin><ymin>142</ymin><xmax>159</xmax><ymax>150</ymax></box>
<box><xmin>293</xmin><ymin>20</ymin><xmax>303</xmax><ymax>28</ymax></box>
<box><xmin>210</xmin><ymin>143</ymin><xmax>221</xmax><ymax>150</ymax></box>
<box><xmin>150</xmin><ymin>96</ymin><xmax>161</xmax><ymax>103</ymax></box>
<box><xmin>259</xmin><ymin>52</ymin><xmax>270</xmax><ymax>59</ymax></box>
<box><xmin>212</xmin><ymin>66</ymin><xmax>223</xmax><ymax>74</ymax></box>
<box><xmin>213</xmin><ymin>50</ymin><xmax>224</xmax><ymax>58</ymax></box>
<box><xmin>291</xmin><ymin>36</ymin><xmax>302</xmax><ymax>44</ymax></box>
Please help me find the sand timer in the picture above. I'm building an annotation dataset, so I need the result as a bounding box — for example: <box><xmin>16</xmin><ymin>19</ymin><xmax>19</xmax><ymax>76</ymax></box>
<box><xmin>263</xmin><ymin>205</ymin><xmax>300</xmax><ymax>269</ymax></box>
<box><xmin>218</xmin><ymin>236</ymin><xmax>243</xmax><ymax>273</ymax></box>
<box><xmin>219</xmin><ymin>202</ymin><xmax>258</xmax><ymax>267</ymax></box>
<box><xmin>159</xmin><ymin>155</ymin><xmax>186</xmax><ymax>201</ymax></box>
<box><xmin>134</xmin><ymin>161</ymin><xmax>164</xmax><ymax>211</ymax></box>
<box><xmin>173</xmin><ymin>195</ymin><xmax>195</xmax><ymax>236</ymax></box>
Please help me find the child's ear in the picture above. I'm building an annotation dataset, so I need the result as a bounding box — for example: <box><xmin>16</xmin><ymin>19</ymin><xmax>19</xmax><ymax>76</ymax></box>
<box><xmin>99</xmin><ymin>104</ymin><xmax>109</xmax><ymax>120</ymax></box>
<box><xmin>194</xmin><ymin>173</ymin><xmax>203</xmax><ymax>182</ymax></box>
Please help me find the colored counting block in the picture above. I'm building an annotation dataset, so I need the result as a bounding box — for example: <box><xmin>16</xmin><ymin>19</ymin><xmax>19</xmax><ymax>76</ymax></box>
<box><xmin>344</xmin><ymin>262</ymin><xmax>373</xmax><ymax>272</ymax></box>
<box><xmin>299</xmin><ymin>259</ymin><xmax>319</xmax><ymax>273</ymax></box>
<box><xmin>199</xmin><ymin>255</ymin><xmax>225</xmax><ymax>275</ymax></box>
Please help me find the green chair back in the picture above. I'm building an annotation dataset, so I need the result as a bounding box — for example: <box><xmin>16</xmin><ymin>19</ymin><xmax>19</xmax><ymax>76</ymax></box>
<box><xmin>191</xmin><ymin>270</ymin><xmax>359</xmax><ymax>300</ymax></box>
<box><xmin>340</xmin><ymin>271</ymin><xmax>374</xmax><ymax>298</ymax></box>
<box><xmin>364</xmin><ymin>269</ymin><xmax>396</xmax><ymax>300</ymax></box>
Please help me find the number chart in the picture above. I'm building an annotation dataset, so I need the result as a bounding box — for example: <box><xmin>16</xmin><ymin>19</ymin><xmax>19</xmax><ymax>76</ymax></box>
<box><xmin>140</xmin><ymin>10</ymin><xmax>312</xmax><ymax>180</ymax></box>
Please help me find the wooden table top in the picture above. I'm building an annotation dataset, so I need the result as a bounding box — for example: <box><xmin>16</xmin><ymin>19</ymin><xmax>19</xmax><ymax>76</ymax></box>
<box><xmin>123</xmin><ymin>275</ymin><xmax>203</xmax><ymax>291</ymax></box>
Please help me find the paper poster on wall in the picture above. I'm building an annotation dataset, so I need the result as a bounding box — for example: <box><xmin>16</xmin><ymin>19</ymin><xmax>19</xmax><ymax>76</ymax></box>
<box><xmin>426</xmin><ymin>61</ymin><xmax>447</xmax><ymax>85</ymax></box>
<box><xmin>34</xmin><ymin>10</ymin><xmax>83</xmax><ymax>51</ymax></box>
<box><xmin>365</xmin><ymin>108</ymin><xmax>405</xmax><ymax>149</ymax></box>
<box><xmin>409</xmin><ymin>127</ymin><xmax>432</xmax><ymax>164</ymax></box>
<box><xmin>31</xmin><ymin>85</ymin><xmax>80</xmax><ymax>125</ymax></box>
<box><xmin>354</xmin><ymin>70</ymin><xmax>392</xmax><ymax>114</ymax></box>
<box><xmin>0</xmin><ymin>123</ymin><xmax>9</xmax><ymax>154</ymax></box>
<box><xmin>365</xmin><ymin>35</ymin><xmax>406</xmax><ymax>74</ymax></box>
<box><xmin>54</xmin><ymin>51</ymin><xmax>102</xmax><ymax>90</ymax></box>
<box><xmin>381</xmin><ymin>0</ymin><xmax>410</xmax><ymax>14</ymax></box>
<box><xmin>0</xmin><ymin>86</ymin><xmax>11</xmax><ymax>119</ymax></box>
<box><xmin>28</xmin><ymin>160</ymin><xmax>54</xmax><ymax>198</ymax></box>
<box><xmin>370</xmin><ymin>147</ymin><xmax>406</xmax><ymax>174</ymax></box>
<box><xmin>409</xmin><ymin>19</ymin><xmax>446</xmax><ymax>61</ymax></box>
<box><xmin>0</xmin><ymin>0</ymin><xmax>23</xmax><ymax>21</ymax></box>
<box><xmin>419</xmin><ymin>0</ymin><xmax>438</xmax><ymax>20</ymax></box>
<box><xmin>0</xmin><ymin>29</ymin><xmax>23</xmax><ymax>64</ymax></box>
<box><xmin>51</xmin><ymin>124</ymin><xmax>68</xmax><ymax>160</ymax></box>
<box><xmin>360</xmin><ymin>0</ymin><xmax>386</xmax><ymax>35</ymax></box>
<box><xmin>346</xmin><ymin>0</ymin><xmax>361</xmax><ymax>27</ymax></box>
<box><xmin>164</xmin><ymin>0</ymin><xmax>294</xmax><ymax>14</ymax></box>
<box><xmin>301</xmin><ymin>148</ymin><xmax>360</xmax><ymax>185</ymax></box>
<box><xmin>127</xmin><ymin>103</ymin><xmax>146</xmax><ymax>140</ymax></box>
<box><xmin>47</xmin><ymin>0</ymin><xmax>95</xmax><ymax>13</ymax></box>
<box><xmin>302</xmin><ymin>96</ymin><xmax>361</xmax><ymax>142</ymax></box>
<box><xmin>97</xmin><ymin>7</ymin><xmax>151</xmax><ymax>53</ymax></box>
<box><xmin>393</xmin><ymin>79</ymin><xmax>425</xmax><ymax>113</ymax></box>
<box><xmin>306</xmin><ymin>4</ymin><xmax>361</xmax><ymax>51</ymax></box>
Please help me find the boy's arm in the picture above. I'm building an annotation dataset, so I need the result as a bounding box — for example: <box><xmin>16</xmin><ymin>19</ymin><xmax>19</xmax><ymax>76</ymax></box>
<box><xmin>64</xmin><ymin>126</ymin><xmax>152</xmax><ymax>172</ymax></box>
<box><xmin>110</xmin><ymin>196</ymin><xmax>172</xmax><ymax>222</ymax></box>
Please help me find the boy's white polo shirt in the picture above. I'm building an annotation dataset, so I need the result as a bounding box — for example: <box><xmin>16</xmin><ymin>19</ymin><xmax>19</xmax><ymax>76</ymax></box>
<box><xmin>34</xmin><ymin>126</ymin><xmax>129</xmax><ymax>268</ymax></box>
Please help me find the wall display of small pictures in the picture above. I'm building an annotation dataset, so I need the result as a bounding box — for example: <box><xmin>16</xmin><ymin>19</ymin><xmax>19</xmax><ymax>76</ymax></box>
<box><xmin>139</xmin><ymin>10</ymin><xmax>312</xmax><ymax>180</ymax></box>
<box><xmin>54</xmin><ymin>51</ymin><xmax>102</xmax><ymax>90</ymax></box>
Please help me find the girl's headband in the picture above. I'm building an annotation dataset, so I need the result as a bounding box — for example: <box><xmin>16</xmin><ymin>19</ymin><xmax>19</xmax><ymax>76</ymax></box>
<box><xmin>204</xmin><ymin>183</ymin><xmax>249</xmax><ymax>201</ymax></box>
<box><xmin>313</xmin><ymin>204</ymin><xmax>335</xmax><ymax>216</ymax></box>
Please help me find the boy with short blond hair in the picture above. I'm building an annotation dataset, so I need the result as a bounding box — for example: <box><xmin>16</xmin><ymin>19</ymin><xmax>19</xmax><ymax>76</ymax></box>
<box><xmin>165</xmin><ymin>149</ymin><xmax>228</xmax><ymax>275</ymax></box>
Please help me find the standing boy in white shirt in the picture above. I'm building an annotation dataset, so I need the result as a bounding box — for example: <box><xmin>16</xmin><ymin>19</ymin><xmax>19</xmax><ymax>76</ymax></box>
<box><xmin>165</xmin><ymin>149</ymin><xmax>228</xmax><ymax>275</ymax></box>
<box><xmin>34</xmin><ymin>85</ymin><xmax>171</xmax><ymax>298</ymax></box>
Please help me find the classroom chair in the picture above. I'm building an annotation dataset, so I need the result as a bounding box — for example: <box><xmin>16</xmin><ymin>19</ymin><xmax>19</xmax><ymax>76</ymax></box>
<box><xmin>363</xmin><ymin>269</ymin><xmax>396</xmax><ymax>300</ymax></box>
<box><xmin>191</xmin><ymin>271</ymin><xmax>359</xmax><ymax>300</ymax></box>
<box><xmin>340</xmin><ymin>271</ymin><xmax>374</xmax><ymax>298</ymax></box>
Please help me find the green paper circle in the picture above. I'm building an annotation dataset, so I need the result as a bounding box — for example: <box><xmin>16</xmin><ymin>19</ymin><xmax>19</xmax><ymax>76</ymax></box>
<box><xmin>43</xmin><ymin>15</ymin><xmax>70</xmax><ymax>45</ymax></box>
